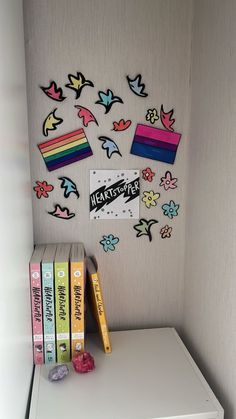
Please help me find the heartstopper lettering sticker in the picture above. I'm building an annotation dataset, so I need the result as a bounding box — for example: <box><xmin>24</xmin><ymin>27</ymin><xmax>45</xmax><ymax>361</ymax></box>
<box><xmin>90</xmin><ymin>170</ymin><xmax>140</xmax><ymax>220</ymax></box>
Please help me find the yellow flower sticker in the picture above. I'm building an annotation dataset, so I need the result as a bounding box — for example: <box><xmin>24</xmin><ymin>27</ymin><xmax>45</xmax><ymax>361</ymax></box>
<box><xmin>142</xmin><ymin>190</ymin><xmax>160</xmax><ymax>208</ymax></box>
<box><xmin>146</xmin><ymin>108</ymin><xmax>159</xmax><ymax>124</ymax></box>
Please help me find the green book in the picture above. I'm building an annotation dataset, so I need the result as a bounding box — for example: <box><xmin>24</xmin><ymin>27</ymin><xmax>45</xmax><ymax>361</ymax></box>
<box><xmin>42</xmin><ymin>244</ymin><xmax>57</xmax><ymax>364</ymax></box>
<box><xmin>54</xmin><ymin>243</ymin><xmax>71</xmax><ymax>363</ymax></box>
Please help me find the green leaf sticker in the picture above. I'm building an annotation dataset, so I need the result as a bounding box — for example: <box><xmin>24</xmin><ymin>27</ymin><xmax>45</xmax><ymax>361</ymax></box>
<box><xmin>133</xmin><ymin>218</ymin><xmax>158</xmax><ymax>242</ymax></box>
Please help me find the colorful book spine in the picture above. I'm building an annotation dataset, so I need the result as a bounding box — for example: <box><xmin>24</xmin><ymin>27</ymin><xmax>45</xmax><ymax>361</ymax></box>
<box><xmin>89</xmin><ymin>271</ymin><xmax>111</xmax><ymax>354</ymax></box>
<box><xmin>42</xmin><ymin>262</ymin><xmax>56</xmax><ymax>364</ymax></box>
<box><xmin>54</xmin><ymin>261</ymin><xmax>70</xmax><ymax>362</ymax></box>
<box><xmin>70</xmin><ymin>261</ymin><xmax>85</xmax><ymax>357</ymax></box>
<box><xmin>29</xmin><ymin>262</ymin><xmax>44</xmax><ymax>364</ymax></box>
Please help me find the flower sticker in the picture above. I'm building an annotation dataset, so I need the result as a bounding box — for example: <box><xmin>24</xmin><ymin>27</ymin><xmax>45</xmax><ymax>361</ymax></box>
<box><xmin>100</xmin><ymin>234</ymin><xmax>119</xmax><ymax>252</ymax></box>
<box><xmin>142</xmin><ymin>191</ymin><xmax>160</xmax><ymax>209</ymax></box>
<box><xmin>142</xmin><ymin>167</ymin><xmax>155</xmax><ymax>182</ymax></box>
<box><xmin>160</xmin><ymin>171</ymin><xmax>178</xmax><ymax>191</ymax></box>
<box><xmin>160</xmin><ymin>225</ymin><xmax>172</xmax><ymax>239</ymax></box>
<box><xmin>162</xmin><ymin>200</ymin><xmax>179</xmax><ymax>219</ymax></box>
<box><xmin>146</xmin><ymin>108</ymin><xmax>159</xmax><ymax>124</ymax></box>
<box><xmin>33</xmin><ymin>180</ymin><xmax>54</xmax><ymax>199</ymax></box>
<box><xmin>133</xmin><ymin>218</ymin><xmax>158</xmax><ymax>242</ymax></box>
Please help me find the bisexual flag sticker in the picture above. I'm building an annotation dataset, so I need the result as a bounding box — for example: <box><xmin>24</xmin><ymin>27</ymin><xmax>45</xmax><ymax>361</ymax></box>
<box><xmin>130</xmin><ymin>124</ymin><xmax>182</xmax><ymax>165</ymax></box>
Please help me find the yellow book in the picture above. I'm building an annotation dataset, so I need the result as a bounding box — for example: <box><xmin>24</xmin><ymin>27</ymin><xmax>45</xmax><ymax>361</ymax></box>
<box><xmin>86</xmin><ymin>257</ymin><xmax>112</xmax><ymax>353</ymax></box>
<box><xmin>70</xmin><ymin>243</ymin><xmax>85</xmax><ymax>358</ymax></box>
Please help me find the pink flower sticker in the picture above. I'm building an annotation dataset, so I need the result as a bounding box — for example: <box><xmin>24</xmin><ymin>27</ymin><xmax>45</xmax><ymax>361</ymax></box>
<box><xmin>159</xmin><ymin>171</ymin><xmax>178</xmax><ymax>191</ymax></box>
<box><xmin>142</xmin><ymin>167</ymin><xmax>155</xmax><ymax>182</ymax></box>
<box><xmin>160</xmin><ymin>225</ymin><xmax>172</xmax><ymax>239</ymax></box>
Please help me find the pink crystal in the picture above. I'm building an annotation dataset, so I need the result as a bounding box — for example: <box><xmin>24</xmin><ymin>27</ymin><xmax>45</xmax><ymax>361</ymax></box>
<box><xmin>72</xmin><ymin>352</ymin><xmax>95</xmax><ymax>374</ymax></box>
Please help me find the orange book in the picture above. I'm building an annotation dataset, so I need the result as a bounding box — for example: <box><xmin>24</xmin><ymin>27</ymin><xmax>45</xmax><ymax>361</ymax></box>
<box><xmin>86</xmin><ymin>257</ymin><xmax>111</xmax><ymax>353</ymax></box>
<box><xmin>70</xmin><ymin>243</ymin><xmax>85</xmax><ymax>357</ymax></box>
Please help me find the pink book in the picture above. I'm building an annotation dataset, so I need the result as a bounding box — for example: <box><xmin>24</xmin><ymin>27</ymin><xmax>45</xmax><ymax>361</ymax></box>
<box><xmin>29</xmin><ymin>245</ymin><xmax>45</xmax><ymax>364</ymax></box>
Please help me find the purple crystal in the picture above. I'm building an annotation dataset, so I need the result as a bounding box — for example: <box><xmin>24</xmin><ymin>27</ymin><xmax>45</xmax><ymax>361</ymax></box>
<box><xmin>48</xmin><ymin>364</ymin><xmax>69</xmax><ymax>382</ymax></box>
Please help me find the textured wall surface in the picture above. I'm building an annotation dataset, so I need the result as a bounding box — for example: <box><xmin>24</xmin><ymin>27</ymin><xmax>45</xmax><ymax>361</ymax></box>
<box><xmin>24</xmin><ymin>0</ymin><xmax>192</xmax><ymax>331</ymax></box>
<box><xmin>0</xmin><ymin>1</ymin><xmax>33</xmax><ymax>418</ymax></box>
<box><xmin>183</xmin><ymin>1</ymin><xmax>236</xmax><ymax>417</ymax></box>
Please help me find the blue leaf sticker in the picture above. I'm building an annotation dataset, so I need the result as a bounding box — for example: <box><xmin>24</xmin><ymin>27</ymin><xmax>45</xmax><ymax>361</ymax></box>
<box><xmin>58</xmin><ymin>176</ymin><xmax>80</xmax><ymax>198</ymax></box>
<box><xmin>98</xmin><ymin>136</ymin><xmax>122</xmax><ymax>159</ymax></box>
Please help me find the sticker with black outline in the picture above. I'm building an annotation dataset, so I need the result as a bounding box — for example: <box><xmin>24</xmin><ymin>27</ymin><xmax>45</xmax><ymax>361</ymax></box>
<box><xmin>90</xmin><ymin>169</ymin><xmax>140</xmax><ymax>220</ymax></box>
<box><xmin>98</xmin><ymin>136</ymin><xmax>122</xmax><ymax>159</ymax></box>
<box><xmin>48</xmin><ymin>204</ymin><xmax>75</xmax><ymax>219</ymax></box>
<box><xmin>142</xmin><ymin>168</ymin><xmax>155</xmax><ymax>182</ymax></box>
<box><xmin>65</xmin><ymin>72</ymin><xmax>94</xmax><ymax>99</ymax></box>
<box><xmin>146</xmin><ymin>108</ymin><xmax>159</xmax><ymax>124</ymax></box>
<box><xmin>162</xmin><ymin>200</ymin><xmax>179</xmax><ymax>219</ymax></box>
<box><xmin>33</xmin><ymin>180</ymin><xmax>54</xmax><ymax>199</ymax></box>
<box><xmin>40</xmin><ymin>81</ymin><xmax>66</xmax><ymax>101</ymax></box>
<box><xmin>133</xmin><ymin>218</ymin><xmax>158</xmax><ymax>242</ymax></box>
<box><xmin>43</xmin><ymin>109</ymin><xmax>63</xmax><ymax>137</ymax></box>
<box><xmin>112</xmin><ymin>119</ymin><xmax>132</xmax><ymax>131</ymax></box>
<box><xmin>160</xmin><ymin>225</ymin><xmax>172</xmax><ymax>239</ymax></box>
<box><xmin>142</xmin><ymin>190</ymin><xmax>160</xmax><ymax>208</ymax></box>
<box><xmin>58</xmin><ymin>176</ymin><xmax>80</xmax><ymax>198</ymax></box>
<box><xmin>160</xmin><ymin>104</ymin><xmax>175</xmax><ymax>131</ymax></box>
<box><xmin>99</xmin><ymin>234</ymin><xmax>119</xmax><ymax>252</ymax></box>
<box><xmin>159</xmin><ymin>171</ymin><xmax>178</xmax><ymax>190</ymax></box>
<box><xmin>74</xmin><ymin>105</ymin><xmax>98</xmax><ymax>127</ymax></box>
<box><xmin>126</xmin><ymin>74</ymin><xmax>148</xmax><ymax>97</ymax></box>
<box><xmin>95</xmin><ymin>89</ymin><xmax>123</xmax><ymax>114</ymax></box>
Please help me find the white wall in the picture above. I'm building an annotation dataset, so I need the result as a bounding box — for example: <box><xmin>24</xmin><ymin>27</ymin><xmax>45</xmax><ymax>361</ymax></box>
<box><xmin>24</xmin><ymin>0</ymin><xmax>192</xmax><ymax>331</ymax></box>
<box><xmin>183</xmin><ymin>0</ymin><xmax>236</xmax><ymax>417</ymax></box>
<box><xmin>0</xmin><ymin>1</ymin><xmax>33</xmax><ymax>418</ymax></box>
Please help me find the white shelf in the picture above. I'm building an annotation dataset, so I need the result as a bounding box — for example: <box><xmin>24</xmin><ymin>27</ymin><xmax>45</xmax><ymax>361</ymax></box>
<box><xmin>29</xmin><ymin>328</ymin><xmax>223</xmax><ymax>419</ymax></box>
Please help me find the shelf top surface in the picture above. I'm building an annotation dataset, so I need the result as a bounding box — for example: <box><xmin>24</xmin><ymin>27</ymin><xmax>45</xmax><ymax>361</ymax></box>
<box><xmin>29</xmin><ymin>328</ymin><xmax>223</xmax><ymax>419</ymax></box>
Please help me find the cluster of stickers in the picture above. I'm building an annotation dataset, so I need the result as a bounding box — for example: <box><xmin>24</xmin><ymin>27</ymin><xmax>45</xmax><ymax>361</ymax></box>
<box><xmin>35</xmin><ymin>71</ymin><xmax>182</xmax><ymax>251</ymax></box>
<box><xmin>33</xmin><ymin>177</ymin><xmax>79</xmax><ymax>219</ymax></box>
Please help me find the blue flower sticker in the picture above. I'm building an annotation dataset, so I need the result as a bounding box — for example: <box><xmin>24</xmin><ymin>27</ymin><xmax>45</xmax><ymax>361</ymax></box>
<box><xmin>100</xmin><ymin>234</ymin><xmax>119</xmax><ymax>252</ymax></box>
<box><xmin>162</xmin><ymin>200</ymin><xmax>179</xmax><ymax>219</ymax></box>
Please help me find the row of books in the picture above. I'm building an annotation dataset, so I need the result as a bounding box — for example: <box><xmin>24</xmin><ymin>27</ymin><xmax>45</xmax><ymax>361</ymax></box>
<box><xmin>29</xmin><ymin>243</ymin><xmax>111</xmax><ymax>364</ymax></box>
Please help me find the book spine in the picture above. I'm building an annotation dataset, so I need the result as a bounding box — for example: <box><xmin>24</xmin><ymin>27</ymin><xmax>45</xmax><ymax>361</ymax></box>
<box><xmin>55</xmin><ymin>261</ymin><xmax>70</xmax><ymax>362</ymax></box>
<box><xmin>29</xmin><ymin>262</ymin><xmax>44</xmax><ymax>364</ymax></box>
<box><xmin>42</xmin><ymin>262</ymin><xmax>56</xmax><ymax>364</ymax></box>
<box><xmin>91</xmin><ymin>273</ymin><xmax>112</xmax><ymax>353</ymax></box>
<box><xmin>70</xmin><ymin>261</ymin><xmax>85</xmax><ymax>358</ymax></box>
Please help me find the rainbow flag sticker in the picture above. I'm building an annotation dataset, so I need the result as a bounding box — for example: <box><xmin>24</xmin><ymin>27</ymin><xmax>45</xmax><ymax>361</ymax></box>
<box><xmin>130</xmin><ymin>124</ymin><xmax>182</xmax><ymax>164</ymax></box>
<box><xmin>38</xmin><ymin>128</ymin><xmax>93</xmax><ymax>171</ymax></box>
